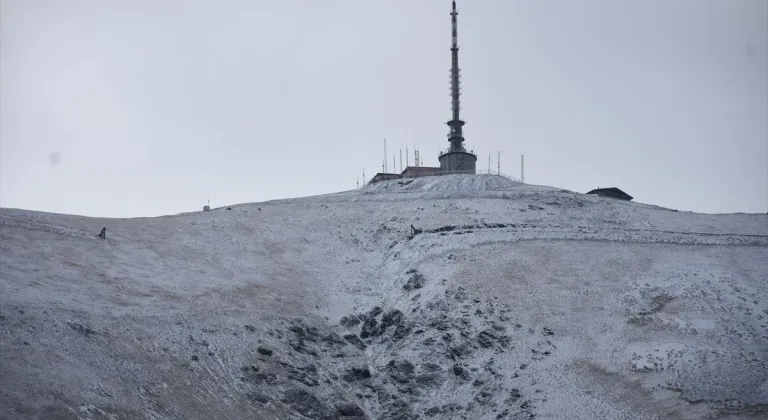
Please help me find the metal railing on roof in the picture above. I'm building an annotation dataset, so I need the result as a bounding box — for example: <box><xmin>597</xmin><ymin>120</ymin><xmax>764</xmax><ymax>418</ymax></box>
<box><xmin>438</xmin><ymin>148</ymin><xmax>477</xmax><ymax>158</ymax></box>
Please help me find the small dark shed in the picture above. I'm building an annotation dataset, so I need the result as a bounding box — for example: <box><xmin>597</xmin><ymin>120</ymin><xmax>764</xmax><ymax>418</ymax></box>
<box><xmin>586</xmin><ymin>187</ymin><xmax>633</xmax><ymax>201</ymax></box>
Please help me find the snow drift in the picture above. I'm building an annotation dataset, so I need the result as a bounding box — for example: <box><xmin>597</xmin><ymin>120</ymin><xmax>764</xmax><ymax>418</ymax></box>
<box><xmin>1</xmin><ymin>175</ymin><xmax>767</xmax><ymax>420</ymax></box>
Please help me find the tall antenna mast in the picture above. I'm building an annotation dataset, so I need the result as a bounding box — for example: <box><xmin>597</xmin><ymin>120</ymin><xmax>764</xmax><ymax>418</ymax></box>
<box><xmin>384</xmin><ymin>138</ymin><xmax>388</xmax><ymax>173</ymax></box>
<box><xmin>406</xmin><ymin>140</ymin><xmax>409</xmax><ymax>167</ymax></box>
<box><xmin>446</xmin><ymin>0</ymin><xmax>465</xmax><ymax>153</ymax></box>
<box><xmin>400</xmin><ymin>149</ymin><xmax>403</xmax><ymax>172</ymax></box>
<box><xmin>363</xmin><ymin>169</ymin><xmax>366</xmax><ymax>184</ymax></box>
<box><xmin>521</xmin><ymin>154</ymin><xmax>524</xmax><ymax>183</ymax></box>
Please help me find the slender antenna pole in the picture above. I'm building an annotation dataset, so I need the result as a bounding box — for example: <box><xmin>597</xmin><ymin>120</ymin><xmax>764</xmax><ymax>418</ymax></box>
<box><xmin>363</xmin><ymin>169</ymin><xmax>366</xmax><ymax>184</ymax></box>
<box><xmin>384</xmin><ymin>138</ymin><xmax>387</xmax><ymax>173</ymax></box>
<box><xmin>400</xmin><ymin>149</ymin><xmax>403</xmax><ymax>172</ymax></box>
<box><xmin>521</xmin><ymin>154</ymin><xmax>525</xmax><ymax>183</ymax></box>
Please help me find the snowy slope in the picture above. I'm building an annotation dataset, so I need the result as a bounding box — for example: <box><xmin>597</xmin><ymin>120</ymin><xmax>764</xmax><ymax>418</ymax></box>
<box><xmin>1</xmin><ymin>174</ymin><xmax>766</xmax><ymax>420</ymax></box>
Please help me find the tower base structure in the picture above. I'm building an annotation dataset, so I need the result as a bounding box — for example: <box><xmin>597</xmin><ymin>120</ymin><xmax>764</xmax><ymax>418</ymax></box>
<box><xmin>438</xmin><ymin>150</ymin><xmax>477</xmax><ymax>174</ymax></box>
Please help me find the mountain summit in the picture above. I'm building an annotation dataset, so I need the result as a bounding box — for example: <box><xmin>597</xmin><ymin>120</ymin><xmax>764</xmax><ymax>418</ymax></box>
<box><xmin>2</xmin><ymin>175</ymin><xmax>767</xmax><ymax>419</ymax></box>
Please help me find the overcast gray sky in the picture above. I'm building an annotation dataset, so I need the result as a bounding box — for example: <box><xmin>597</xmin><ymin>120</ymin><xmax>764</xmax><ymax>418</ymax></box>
<box><xmin>1</xmin><ymin>0</ymin><xmax>766</xmax><ymax>217</ymax></box>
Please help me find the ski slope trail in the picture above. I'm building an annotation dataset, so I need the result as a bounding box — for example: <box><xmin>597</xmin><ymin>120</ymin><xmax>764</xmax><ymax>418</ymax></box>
<box><xmin>1</xmin><ymin>175</ymin><xmax>767</xmax><ymax>420</ymax></box>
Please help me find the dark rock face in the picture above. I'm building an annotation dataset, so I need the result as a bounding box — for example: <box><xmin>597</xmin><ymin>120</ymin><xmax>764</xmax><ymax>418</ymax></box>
<box><xmin>238</xmin><ymin>285</ymin><xmax>552</xmax><ymax>420</ymax></box>
<box><xmin>505</xmin><ymin>389</ymin><xmax>522</xmax><ymax>405</ymax></box>
<box><xmin>451</xmin><ymin>363</ymin><xmax>470</xmax><ymax>381</ymax></box>
<box><xmin>415</xmin><ymin>372</ymin><xmax>444</xmax><ymax>387</ymax></box>
<box><xmin>344</xmin><ymin>334</ymin><xmax>367</xmax><ymax>350</ymax></box>
<box><xmin>392</xmin><ymin>325</ymin><xmax>411</xmax><ymax>341</ymax></box>
<box><xmin>340</xmin><ymin>316</ymin><xmax>361</xmax><ymax>327</ymax></box>
<box><xmin>474</xmin><ymin>389</ymin><xmax>494</xmax><ymax>405</ymax></box>
<box><xmin>323</xmin><ymin>332</ymin><xmax>347</xmax><ymax>346</ymax></box>
<box><xmin>280</xmin><ymin>361</ymin><xmax>320</xmax><ymax>387</ymax></box>
<box><xmin>335</xmin><ymin>403</ymin><xmax>366</xmax><ymax>417</ymax></box>
<box><xmin>280</xmin><ymin>389</ymin><xmax>335</xmax><ymax>420</ymax></box>
<box><xmin>246</xmin><ymin>392</ymin><xmax>270</xmax><ymax>404</ymax></box>
<box><xmin>403</xmin><ymin>273</ymin><xmax>426</xmax><ymax>291</ymax></box>
<box><xmin>360</xmin><ymin>317</ymin><xmax>380</xmax><ymax>339</ymax></box>
<box><xmin>477</xmin><ymin>330</ymin><xmax>497</xmax><ymax>348</ymax></box>
<box><xmin>343</xmin><ymin>366</ymin><xmax>372</xmax><ymax>382</ymax></box>
<box><xmin>382</xmin><ymin>310</ymin><xmax>404</xmax><ymax>328</ymax></box>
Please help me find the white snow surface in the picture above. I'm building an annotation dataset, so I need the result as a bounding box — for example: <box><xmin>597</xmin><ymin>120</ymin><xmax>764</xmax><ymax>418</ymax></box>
<box><xmin>1</xmin><ymin>174</ymin><xmax>767</xmax><ymax>420</ymax></box>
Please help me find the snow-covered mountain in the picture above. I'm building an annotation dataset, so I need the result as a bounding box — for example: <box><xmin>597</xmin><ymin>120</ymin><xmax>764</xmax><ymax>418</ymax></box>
<box><xmin>1</xmin><ymin>175</ymin><xmax>766</xmax><ymax>420</ymax></box>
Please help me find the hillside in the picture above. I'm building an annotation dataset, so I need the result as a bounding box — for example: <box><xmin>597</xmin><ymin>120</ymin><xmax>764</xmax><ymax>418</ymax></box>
<box><xmin>1</xmin><ymin>174</ymin><xmax>767</xmax><ymax>420</ymax></box>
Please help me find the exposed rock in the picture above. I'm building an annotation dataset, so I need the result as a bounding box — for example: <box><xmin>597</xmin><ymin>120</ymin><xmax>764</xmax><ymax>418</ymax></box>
<box><xmin>281</xmin><ymin>389</ymin><xmax>334</xmax><ymax>420</ymax></box>
<box><xmin>67</xmin><ymin>322</ymin><xmax>96</xmax><ymax>336</ymax></box>
<box><xmin>428</xmin><ymin>317</ymin><xmax>453</xmax><ymax>331</ymax></box>
<box><xmin>389</xmin><ymin>359</ymin><xmax>415</xmax><ymax>374</ymax></box>
<box><xmin>382</xmin><ymin>309</ymin><xmax>404</xmax><ymax>328</ymax></box>
<box><xmin>322</xmin><ymin>332</ymin><xmax>347</xmax><ymax>346</ymax></box>
<box><xmin>342</xmin><ymin>367</ymin><xmax>372</xmax><ymax>382</ymax></box>
<box><xmin>381</xmin><ymin>397</ymin><xmax>418</xmax><ymax>420</ymax></box>
<box><xmin>243</xmin><ymin>371</ymin><xmax>278</xmax><ymax>385</ymax></box>
<box><xmin>288</xmin><ymin>323</ymin><xmax>321</xmax><ymax>342</ymax></box>
<box><xmin>448</xmin><ymin>343</ymin><xmax>473</xmax><ymax>359</ymax></box>
<box><xmin>246</xmin><ymin>392</ymin><xmax>270</xmax><ymax>404</ymax></box>
<box><xmin>442</xmin><ymin>403</ymin><xmax>463</xmax><ymax>412</ymax></box>
<box><xmin>392</xmin><ymin>325</ymin><xmax>411</xmax><ymax>341</ymax></box>
<box><xmin>415</xmin><ymin>372</ymin><xmax>444</xmax><ymax>386</ymax></box>
<box><xmin>241</xmin><ymin>365</ymin><xmax>259</xmax><ymax>373</ymax></box>
<box><xmin>477</xmin><ymin>330</ymin><xmax>497</xmax><ymax>348</ymax></box>
<box><xmin>257</xmin><ymin>347</ymin><xmax>273</xmax><ymax>356</ymax></box>
<box><xmin>280</xmin><ymin>362</ymin><xmax>319</xmax><ymax>387</ymax></box>
<box><xmin>369</xmin><ymin>306</ymin><xmax>383</xmax><ymax>318</ymax></box>
<box><xmin>403</xmin><ymin>274</ymin><xmax>426</xmax><ymax>291</ymax></box>
<box><xmin>335</xmin><ymin>402</ymin><xmax>365</xmax><ymax>417</ymax></box>
<box><xmin>344</xmin><ymin>334</ymin><xmax>367</xmax><ymax>350</ymax></box>
<box><xmin>452</xmin><ymin>364</ymin><xmax>464</xmax><ymax>376</ymax></box>
<box><xmin>340</xmin><ymin>316</ymin><xmax>361</xmax><ymax>328</ymax></box>
<box><xmin>505</xmin><ymin>389</ymin><xmax>522</xmax><ymax>404</ymax></box>
<box><xmin>474</xmin><ymin>389</ymin><xmax>493</xmax><ymax>405</ymax></box>
<box><xmin>360</xmin><ymin>317</ymin><xmax>380</xmax><ymax>339</ymax></box>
